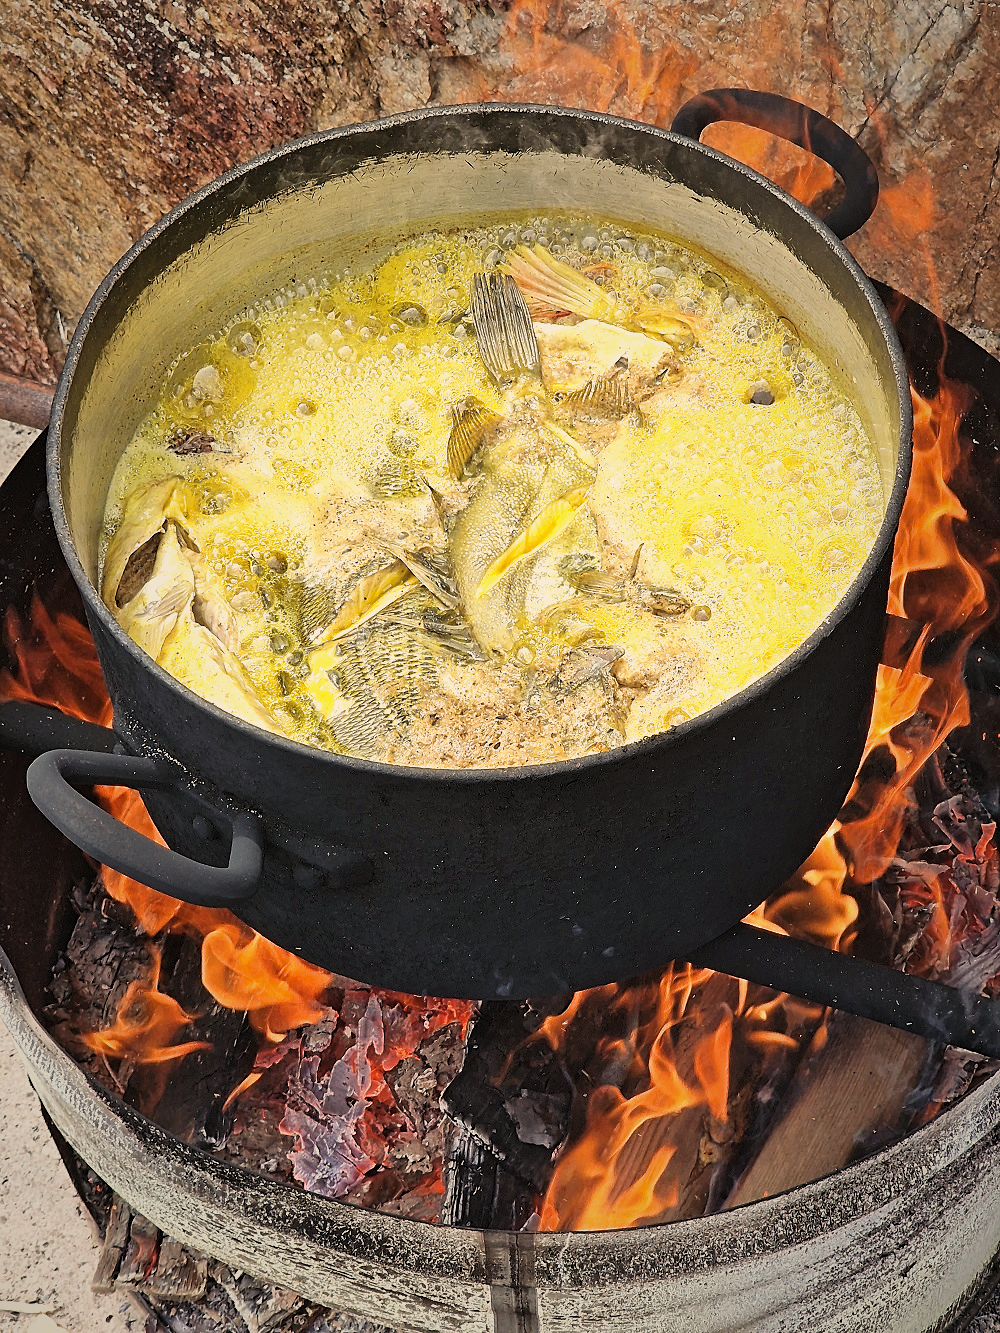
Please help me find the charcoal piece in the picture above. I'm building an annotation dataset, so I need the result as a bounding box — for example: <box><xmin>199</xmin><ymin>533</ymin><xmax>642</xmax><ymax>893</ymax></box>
<box><xmin>439</xmin><ymin>1001</ymin><xmax>557</xmax><ymax>1199</ymax></box>
<box><xmin>441</xmin><ymin>1069</ymin><xmax>552</xmax><ymax>1194</ymax></box>
<box><xmin>440</xmin><ymin>1125</ymin><xmax>536</xmax><ymax>1232</ymax></box>
<box><xmin>280</xmin><ymin>995</ymin><xmax>384</xmax><ymax>1199</ymax></box>
<box><xmin>152</xmin><ymin>933</ymin><xmax>257</xmax><ymax>1147</ymax></box>
<box><xmin>503</xmin><ymin>1089</ymin><xmax>570</xmax><ymax>1149</ymax></box>
<box><xmin>46</xmin><ymin>886</ymin><xmax>153</xmax><ymax>1060</ymax></box>
<box><xmin>386</xmin><ymin>1020</ymin><xmax>464</xmax><ymax>1140</ymax></box>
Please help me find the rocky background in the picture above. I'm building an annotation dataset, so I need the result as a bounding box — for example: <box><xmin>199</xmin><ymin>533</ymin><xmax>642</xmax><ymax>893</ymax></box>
<box><xmin>1</xmin><ymin>0</ymin><xmax>997</xmax><ymax>388</ymax></box>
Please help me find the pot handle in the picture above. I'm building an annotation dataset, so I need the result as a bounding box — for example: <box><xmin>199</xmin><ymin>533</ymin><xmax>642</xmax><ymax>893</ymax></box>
<box><xmin>670</xmin><ymin>89</ymin><xmax>879</xmax><ymax>241</ymax></box>
<box><xmin>25</xmin><ymin>748</ymin><xmax>264</xmax><ymax>907</ymax></box>
<box><xmin>688</xmin><ymin>920</ymin><xmax>1000</xmax><ymax>1059</ymax></box>
<box><xmin>0</xmin><ymin>699</ymin><xmax>120</xmax><ymax>756</ymax></box>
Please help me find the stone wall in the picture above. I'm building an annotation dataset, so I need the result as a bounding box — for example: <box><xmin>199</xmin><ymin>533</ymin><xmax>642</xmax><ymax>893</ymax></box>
<box><xmin>2</xmin><ymin>0</ymin><xmax>997</xmax><ymax>385</ymax></box>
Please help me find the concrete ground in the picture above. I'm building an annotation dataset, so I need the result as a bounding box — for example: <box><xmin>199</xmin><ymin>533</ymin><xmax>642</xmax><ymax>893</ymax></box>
<box><xmin>3</xmin><ymin>415</ymin><xmax>1000</xmax><ymax>1332</ymax></box>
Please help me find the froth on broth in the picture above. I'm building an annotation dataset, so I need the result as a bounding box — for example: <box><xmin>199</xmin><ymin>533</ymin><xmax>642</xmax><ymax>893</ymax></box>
<box><xmin>100</xmin><ymin>214</ymin><xmax>885</xmax><ymax>768</ymax></box>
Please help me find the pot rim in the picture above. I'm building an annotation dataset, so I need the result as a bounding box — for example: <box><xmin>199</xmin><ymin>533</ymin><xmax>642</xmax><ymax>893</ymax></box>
<box><xmin>48</xmin><ymin>100</ymin><xmax>913</xmax><ymax>786</ymax></box>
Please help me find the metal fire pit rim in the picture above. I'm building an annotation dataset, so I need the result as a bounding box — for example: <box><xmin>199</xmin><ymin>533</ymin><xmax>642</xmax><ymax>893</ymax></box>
<box><xmin>4</xmin><ymin>937</ymin><xmax>998</xmax><ymax>1291</ymax></box>
<box><xmin>46</xmin><ymin>98</ymin><xmax>912</xmax><ymax>787</ymax></box>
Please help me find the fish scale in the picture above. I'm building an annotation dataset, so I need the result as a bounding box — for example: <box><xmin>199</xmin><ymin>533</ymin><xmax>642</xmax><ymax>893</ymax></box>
<box><xmin>326</xmin><ymin>592</ymin><xmax>442</xmax><ymax>755</ymax></box>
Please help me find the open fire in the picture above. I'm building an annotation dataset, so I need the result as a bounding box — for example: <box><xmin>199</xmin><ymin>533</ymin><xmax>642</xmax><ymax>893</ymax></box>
<box><xmin>3</xmin><ymin>317</ymin><xmax>999</xmax><ymax>1240</ymax></box>
<box><xmin>2</xmin><ymin>23</ymin><xmax>1000</xmax><ymax>1332</ymax></box>
<box><xmin>3</xmin><ymin>23</ymin><xmax>999</xmax><ymax>1227</ymax></box>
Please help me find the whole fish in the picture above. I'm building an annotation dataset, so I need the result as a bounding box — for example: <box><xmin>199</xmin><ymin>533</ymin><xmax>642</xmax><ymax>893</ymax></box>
<box><xmin>448</xmin><ymin>419</ymin><xmax>596</xmax><ymax>656</ymax></box>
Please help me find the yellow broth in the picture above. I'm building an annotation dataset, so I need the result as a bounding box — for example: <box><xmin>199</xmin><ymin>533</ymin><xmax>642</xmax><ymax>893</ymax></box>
<box><xmin>101</xmin><ymin>216</ymin><xmax>885</xmax><ymax>767</ymax></box>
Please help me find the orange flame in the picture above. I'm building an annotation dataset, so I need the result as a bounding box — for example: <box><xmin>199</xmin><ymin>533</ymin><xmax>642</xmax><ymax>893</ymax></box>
<box><xmin>83</xmin><ymin>944</ymin><xmax>209</xmax><ymax>1066</ymax></box>
<box><xmin>537</xmin><ymin>363</ymin><xmax>994</xmax><ymax>1231</ymax></box>
<box><xmin>0</xmin><ymin>599</ymin><xmax>331</xmax><ymax>1051</ymax></box>
<box><xmin>1</xmin><ymin>592</ymin><xmax>470</xmax><ymax>1131</ymax></box>
<box><xmin>858</xmin><ymin>102</ymin><xmax>940</xmax><ymax>311</ymax></box>
<box><xmin>536</xmin><ymin>834</ymin><xmax>858</xmax><ymax>1230</ymax></box>
<box><xmin>838</xmin><ymin>374</ymin><xmax>994</xmax><ymax>882</ymax></box>
<box><xmin>488</xmin><ymin>0</ymin><xmax>841</xmax><ymax>219</ymax></box>
<box><xmin>702</xmin><ymin>121</ymin><xmax>836</xmax><ymax>213</ymax></box>
<box><xmin>490</xmin><ymin>0</ymin><xmax>700</xmax><ymax>124</ymax></box>
<box><xmin>201</xmin><ymin>923</ymin><xmax>330</xmax><ymax>1042</ymax></box>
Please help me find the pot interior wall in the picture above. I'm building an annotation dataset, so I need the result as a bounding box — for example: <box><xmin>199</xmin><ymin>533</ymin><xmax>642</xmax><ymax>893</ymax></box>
<box><xmin>57</xmin><ymin>109</ymin><xmax>903</xmax><ymax>588</ymax></box>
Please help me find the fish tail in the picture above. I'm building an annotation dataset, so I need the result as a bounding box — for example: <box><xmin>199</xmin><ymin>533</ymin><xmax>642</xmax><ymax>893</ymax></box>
<box><xmin>503</xmin><ymin>245</ymin><xmax>616</xmax><ymax>321</ymax></box>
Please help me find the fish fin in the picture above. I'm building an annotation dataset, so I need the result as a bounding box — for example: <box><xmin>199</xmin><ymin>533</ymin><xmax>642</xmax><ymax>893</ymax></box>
<box><xmin>382</xmin><ymin>541</ymin><xmax>460</xmax><ymax>610</ymax></box>
<box><xmin>115</xmin><ymin>528</ymin><xmax>164</xmax><ymax>606</ymax></box>
<box><xmin>310</xmin><ymin>561</ymin><xmax>417</xmax><ymax>646</ymax></box>
<box><xmin>561</xmin><ymin>373</ymin><xmax>633</xmax><ymax>418</ymax></box>
<box><xmin>117</xmin><ymin>523</ymin><xmax>197</xmax><ymax>659</ymax></box>
<box><xmin>101</xmin><ymin>476</ymin><xmax>185</xmax><ymax>608</ymax></box>
<box><xmin>471</xmin><ymin>273</ymin><xmax>541</xmax><ymax>383</ymax></box>
<box><xmin>565</xmin><ymin>568</ymin><xmax>628</xmax><ymax>600</ymax></box>
<box><xmin>477</xmin><ymin>485</ymin><xmax>591</xmax><ymax>597</ymax></box>
<box><xmin>504</xmin><ymin>245</ymin><xmax>616</xmax><ymax>321</ymax></box>
<box><xmin>447</xmin><ymin>397</ymin><xmax>501</xmax><ymax>478</ymax></box>
<box><xmin>542</xmin><ymin>422</ymin><xmax>598</xmax><ymax>471</ymax></box>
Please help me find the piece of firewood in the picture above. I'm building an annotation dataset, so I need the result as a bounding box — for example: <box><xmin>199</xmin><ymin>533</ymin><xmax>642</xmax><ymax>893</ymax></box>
<box><xmin>91</xmin><ymin>1195</ymin><xmax>133</xmax><ymax>1293</ymax></box>
<box><xmin>142</xmin><ymin>1237</ymin><xmax>209</xmax><ymax>1302</ymax></box>
<box><xmin>116</xmin><ymin>1213</ymin><xmax>160</xmax><ymax>1285</ymax></box>
<box><xmin>601</xmin><ymin>972</ymin><xmax>737</xmax><ymax>1225</ymax></box>
<box><xmin>724</xmin><ymin>1012</ymin><xmax>929</xmax><ymax>1207</ymax></box>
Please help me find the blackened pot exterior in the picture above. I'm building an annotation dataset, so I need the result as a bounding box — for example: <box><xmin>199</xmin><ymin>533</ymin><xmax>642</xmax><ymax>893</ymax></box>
<box><xmin>47</xmin><ymin>104</ymin><xmax>912</xmax><ymax>998</ymax></box>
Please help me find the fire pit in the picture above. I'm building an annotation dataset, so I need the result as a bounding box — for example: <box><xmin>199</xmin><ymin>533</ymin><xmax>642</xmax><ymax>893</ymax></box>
<box><xmin>4</xmin><ymin>279</ymin><xmax>1000</xmax><ymax>1329</ymax></box>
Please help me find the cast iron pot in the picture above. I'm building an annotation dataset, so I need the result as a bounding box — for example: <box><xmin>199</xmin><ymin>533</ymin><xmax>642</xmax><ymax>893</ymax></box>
<box><xmin>21</xmin><ymin>91</ymin><xmax>912</xmax><ymax>999</ymax></box>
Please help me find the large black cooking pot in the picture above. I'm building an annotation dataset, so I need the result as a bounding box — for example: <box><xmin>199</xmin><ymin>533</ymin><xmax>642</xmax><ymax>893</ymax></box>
<box><xmin>17</xmin><ymin>92</ymin><xmax>912</xmax><ymax>999</ymax></box>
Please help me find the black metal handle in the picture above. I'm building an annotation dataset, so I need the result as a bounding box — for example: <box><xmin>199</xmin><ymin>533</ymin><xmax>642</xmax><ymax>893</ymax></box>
<box><xmin>689</xmin><ymin>921</ymin><xmax>1000</xmax><ymax>1059</ymax></box>
<box><xmin>25</xmin><ymin>749</ymin><xmax>264</xmax><ymax>907</ymax></box>
<box><xmin>0</xmin><ymin>700</ymin><xmax>119</xmax><ymax>756</ymax></box>
<box><xmin>671</xmin><ymin>89</ymin><xmax>879</xmax><ymax>240</ymax></box>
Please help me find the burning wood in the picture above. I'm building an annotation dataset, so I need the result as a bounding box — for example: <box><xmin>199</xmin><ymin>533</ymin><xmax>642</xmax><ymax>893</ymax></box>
<box><xmin>5</xmin><ymin>261</ymin><xmax>1000</xmax><ymax>1269</ymax></box>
